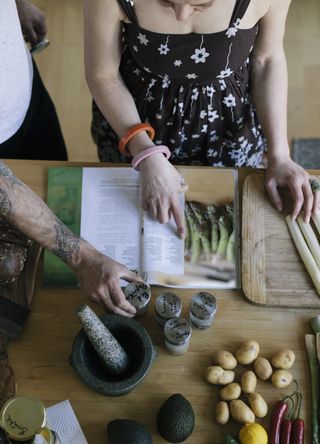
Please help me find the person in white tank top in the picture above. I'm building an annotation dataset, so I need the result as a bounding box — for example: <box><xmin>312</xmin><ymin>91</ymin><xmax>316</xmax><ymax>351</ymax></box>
<box><xmin>0</xmin><ymin>1</ymin><xmax>142</xmax><ymax>317</ymax></box>
<box><xmin>0</xmin><ymin>0</ymin><xmax>67</xmax><ymax>160</ymax></box>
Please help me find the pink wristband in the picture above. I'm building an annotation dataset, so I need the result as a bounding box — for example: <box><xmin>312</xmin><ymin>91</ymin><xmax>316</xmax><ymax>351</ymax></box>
<box><xmin>131</xmin><ymin>145</ymin><xmax>171</xmax><ymax>170</ymax></box>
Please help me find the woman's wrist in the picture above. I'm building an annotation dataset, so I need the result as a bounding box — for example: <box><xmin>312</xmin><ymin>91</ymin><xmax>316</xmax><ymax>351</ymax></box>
<box><xmin>126</xmin><ymin>132</ymin><xmax>155</xmax><ymax>156</ymax></box>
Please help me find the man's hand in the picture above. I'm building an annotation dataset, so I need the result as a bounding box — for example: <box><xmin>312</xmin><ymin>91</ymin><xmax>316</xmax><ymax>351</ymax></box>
<box><xmin>16</xmin><ymin>0</ymin><xmax>47</xmax><ymax>47</ymax></box>
<box><xmin>71</xmin><ymin>240</ymin><xmax>145</xmax><ymax>317</ymax></box>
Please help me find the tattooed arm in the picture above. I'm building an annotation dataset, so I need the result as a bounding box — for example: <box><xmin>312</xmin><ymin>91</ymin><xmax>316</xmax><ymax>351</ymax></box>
<box><xmin>0</xmin><ymin>161</ymin><xmax>142</xmax><ymax>317</ymax></box>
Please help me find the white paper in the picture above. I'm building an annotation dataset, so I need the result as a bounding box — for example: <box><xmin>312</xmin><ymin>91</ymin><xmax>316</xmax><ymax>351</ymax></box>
<box><xmin>46</xmin><ymin>400</ymin><xmax>88</xmax><ymax>444</ymax></box>
<box><xmin>81</xmin><ymin>168</ymin><xmax>141</xmax><ymax>272</ymax></box>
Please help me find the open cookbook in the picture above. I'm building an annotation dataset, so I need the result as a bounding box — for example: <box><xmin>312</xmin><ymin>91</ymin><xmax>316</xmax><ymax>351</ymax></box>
<box><xmin>43</xmin><ymin>166</ymin><xmax>240</xmax><ymax>289</ymax></box>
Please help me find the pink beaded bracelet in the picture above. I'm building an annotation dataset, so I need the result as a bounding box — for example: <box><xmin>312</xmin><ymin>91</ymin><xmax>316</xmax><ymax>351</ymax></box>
<box><xmin>131</xmin><ymin>145</ymin><xmax>171</xmax><ymax>170</ymax></box>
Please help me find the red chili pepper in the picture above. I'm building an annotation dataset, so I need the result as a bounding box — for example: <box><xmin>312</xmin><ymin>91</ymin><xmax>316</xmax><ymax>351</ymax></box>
<box><xmin>280</xmin><ymin>396</ymin><xmax>295</xmax><ymax>444</ymax></box>
<box><xmin>292</xmin><ymin>392</ymin><xmax>305</xmax><ymax>444</ymax></box>
<box><xmin>269</xmin><ymin>400</ymin><xmax>289</xmax><ymax>444</ymax></box>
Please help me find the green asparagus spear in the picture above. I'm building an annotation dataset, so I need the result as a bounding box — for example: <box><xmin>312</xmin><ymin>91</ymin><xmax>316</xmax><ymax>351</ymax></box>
<box><xmin>216</xmin><ymin>212</ymin><xmax>230</xmax><ymax>258</ymax></box>
<box><xmin>206</xmin><ymin>204</ymin><xmax>220</xmax><ymax>253</ymax></box>
<box><xmin>226</xmin><ymin>229</ymin><xmax>235</xmax><ymax>263</ymax></box>
<box><xmin>188</xmin><ymin>201</ymin><xmax>212</xmax><ymax>258</ymax></box>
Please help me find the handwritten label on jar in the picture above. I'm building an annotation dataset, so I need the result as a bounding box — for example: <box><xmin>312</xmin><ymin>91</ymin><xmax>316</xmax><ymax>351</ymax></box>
<box><xmin>189</xmin><ymin>292</ymin><xmax>217</xmax><ymax>329</ymax></box>
<box><xmin>155</xmin><ymin>292</ymin><xmax>182</xmax><ymax>327</ymax></box>
<box><xmin>124</xmin><ymin>282</ymin><xmax>151</xmax><ymax>317</ymax></box>
<box><xmin>164</xmin><ymin>318</ymin><xmax>192</xmax><ymax>355</ymax></box>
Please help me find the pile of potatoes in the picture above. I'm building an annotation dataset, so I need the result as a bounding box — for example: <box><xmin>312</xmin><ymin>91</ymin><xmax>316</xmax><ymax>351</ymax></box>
<box><xmin>205</xmin><ymin>340</ymin><xmax>296</xmax><ymax>425</ymax></box>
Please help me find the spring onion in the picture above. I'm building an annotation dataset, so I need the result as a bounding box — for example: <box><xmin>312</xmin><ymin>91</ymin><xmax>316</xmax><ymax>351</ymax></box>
<box><xmin>285</xmin><ymin>216</ymin><xmax>320</xmax><ymax>295</ymax></box>
<box><xmin>312</xmin><ymin>212</ymin><xmax>320</xmax><ymax>237</ymax></box>
<box><xmin>305</xmin><ymin>334</ymin><xmax>320</xmax><ymax>444</ymax></box>
<box><xmin>297</xmin><ymin>215</ymin><xmax>320</xmax><ymax>269</ymax></box>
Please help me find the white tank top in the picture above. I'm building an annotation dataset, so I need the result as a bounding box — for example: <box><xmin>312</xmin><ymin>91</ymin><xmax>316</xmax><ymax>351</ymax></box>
<box><xmin>0</xmin><ymin>0</ymin><xmax>33</xmax><ymax>143</ymax></box>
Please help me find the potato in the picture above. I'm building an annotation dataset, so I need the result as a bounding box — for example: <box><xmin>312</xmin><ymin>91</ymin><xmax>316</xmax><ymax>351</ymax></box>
<box><xmin>271</xmin><ymin>369</ymin><xmax>293</xmax><ymax>388</ymax></box>
<box><xmin>271</xmin><ymin>349</ymin><xmax>296</xmax><ymax>369</ymax></box>
<box><xmin>229</xmin><ymin>399</ymin><xmax>255</xmax><ymax>424</ymax></box>
<box><xmin>241</xmin><ymin>370</ymin><xmax>257</xmax><ymax>394</ymax></box>
<box><xmin>253</xmin><ymin>357</ymin><xmax>273</xmax><ymax>381</ymax></box>
<box><xmin>213</xmin><ymin>350</ymin><xmax>237</xmax><ymax>370</ymax></box>
<box><xmin>205</xmin><ymin>366</ymin><xmax>235</xmax><ymax>385</ymax></box>
<box><xmin>247</xmin><ymin>393</ymin><xmax>268</xmax><ymax>418</ymax></box>
<box><xmin>214</xmin><ymin>401</ymin><xmax>230</xmax><ymax>424</ymax></box>
<box><xmin>236</xmin><ymin>340</ymin><xmax>260</xmax><ymax>365</ymax></box>
<box><xmin>220</xmin><ymin>383</ymin><xmax>241</xmax><ymax>401</ymax></box>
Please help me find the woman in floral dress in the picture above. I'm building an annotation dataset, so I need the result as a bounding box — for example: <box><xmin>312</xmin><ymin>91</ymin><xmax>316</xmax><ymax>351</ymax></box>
<box><xmin>83</xmin><ymin>0</ymin><xmax>318</xmax><ymax>238</ymax></box>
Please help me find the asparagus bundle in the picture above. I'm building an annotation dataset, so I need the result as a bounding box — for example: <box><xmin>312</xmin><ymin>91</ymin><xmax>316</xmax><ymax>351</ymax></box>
<box><xmin>184</xmin><ymin>200</ymin><xmax>235</xmax><ymax>265</ymax></box>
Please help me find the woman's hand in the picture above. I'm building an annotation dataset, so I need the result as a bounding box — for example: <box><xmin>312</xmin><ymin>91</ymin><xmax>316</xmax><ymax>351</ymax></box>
<box><xmin>16</xmin><ymin>0</ymin><xmax>47</xmax><ymax>47</ymax></box>
<box><xmin>139</xmin><ymin>154</ymin><xmax>188</xmax><ymax>239</ymax></box>
<box><xmin>73</xmin><ymin>241</ymin><xmax>145</xmax><ymax>317</ymax></box>
<box><xmin>265</xmin><ymin>156</ymin><xmax>320</xmax><ymax>222</ymax></box>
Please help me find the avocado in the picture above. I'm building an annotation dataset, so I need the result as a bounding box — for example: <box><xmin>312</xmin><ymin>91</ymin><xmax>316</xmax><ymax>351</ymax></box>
<box><xmin>107</xmin><ymin>419</ymin><xmax>153</xmax><ymax>444</ymax></box>
<box><xmin>156</xmin><ymin>393</ymin><xmax>195</xmax><ymax>443</ymax></box>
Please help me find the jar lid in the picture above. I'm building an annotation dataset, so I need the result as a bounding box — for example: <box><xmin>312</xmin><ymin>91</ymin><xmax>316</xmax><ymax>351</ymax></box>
<box><xmin>190</xmin><ymin>292</ymin><xmax>217</xmax><ymax>320</ymax></box>
<box><xmin>124</xmin><ymin>282</ymin><xmax>151</xmax><ymax>309</ymax></box>
<box><xmin>0</xmin><ymin>395</ymin><xmax>46</xmax><ymax>441</ymax></box>
<box><xmin>164</xmin><ymin>318</ymin><xmax>192</xmax><ymax>346</ymax></box>
<box><xmin>155</xmin><ymin>292</ymin><xmax>182</xmax><ymax>320</ymax></box>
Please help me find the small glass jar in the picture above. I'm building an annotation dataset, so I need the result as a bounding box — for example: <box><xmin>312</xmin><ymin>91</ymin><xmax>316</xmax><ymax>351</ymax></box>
<box><xmin>164</xmin><ymin>318</ymin><xmax>192</xmax><ymax>355</ymax></box>
<box><xmin>189</xmin><ymin>291</ymin><xmax>217</xmax><ymax>329</ymax></box>
<box><xmin>124</xmin><ymin>282</ymin><xmax>151</xmax><ymax>317</ymax></box>
<box><xmin>155</xmin><ymin>292</ymin><xmax>182</xmax><ymax>327</ymax></box>
<box><xmin>0</xmin><ymin>395</ymin><xmax>54</xmax><ymax>443</ymax></box>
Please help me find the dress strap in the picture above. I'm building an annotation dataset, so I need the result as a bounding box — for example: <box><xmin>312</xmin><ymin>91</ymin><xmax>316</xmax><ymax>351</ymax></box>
<box><xmin>117</xmin><ymin>0</ymin><xmax>138</xmax><ymax>24</ymax></box>
<box><xmin>229</xmin><ymin>0</ymin><xmax>251</xmax><ymax>25</ymax></box>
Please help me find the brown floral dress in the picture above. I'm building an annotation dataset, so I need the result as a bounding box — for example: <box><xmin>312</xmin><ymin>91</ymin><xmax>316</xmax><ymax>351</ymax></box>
<box><xmin>92</xmin><ymin>0</ymin><xmax>266</xmax><ymax>167</ymax></box>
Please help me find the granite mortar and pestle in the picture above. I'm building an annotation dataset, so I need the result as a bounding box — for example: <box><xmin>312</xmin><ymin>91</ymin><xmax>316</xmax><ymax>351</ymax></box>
<box><xmin>70</xmin><ymin>305</ymin><xmax>156</xmax><ymax>396</ymax></box>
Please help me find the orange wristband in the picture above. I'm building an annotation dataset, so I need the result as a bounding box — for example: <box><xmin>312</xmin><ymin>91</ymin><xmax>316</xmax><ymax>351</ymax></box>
<box><xmin>118</xmin><ymin>123</ymin><xmax>155</xmax><ymax>155</ymax></box>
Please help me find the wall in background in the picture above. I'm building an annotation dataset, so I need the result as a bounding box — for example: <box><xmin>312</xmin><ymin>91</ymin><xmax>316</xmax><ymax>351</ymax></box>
<box><xmin>32</xmin><ymin>0</ymin><xmax>320</xmax><ymax>161</ymax></box>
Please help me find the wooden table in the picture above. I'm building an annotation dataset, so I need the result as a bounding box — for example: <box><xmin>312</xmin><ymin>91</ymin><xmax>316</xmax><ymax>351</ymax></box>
<box><xmin>6</xmin><ymin>160</ymin><xmax>318</xmax><ymax>443</ymax></box>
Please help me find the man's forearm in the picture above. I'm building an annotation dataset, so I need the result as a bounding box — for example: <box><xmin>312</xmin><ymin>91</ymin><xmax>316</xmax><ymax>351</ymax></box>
<box><xmin>0</xmin><ymin>161</ymin><xmax>80</xmax><ymax>265</ymax></box>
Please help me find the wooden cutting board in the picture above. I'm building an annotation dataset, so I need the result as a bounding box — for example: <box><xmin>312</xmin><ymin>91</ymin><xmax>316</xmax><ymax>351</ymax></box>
<box><xmin>242</xmin><ymin>173</ymin><xmax>320</xmax><ymax>308</ymax></box>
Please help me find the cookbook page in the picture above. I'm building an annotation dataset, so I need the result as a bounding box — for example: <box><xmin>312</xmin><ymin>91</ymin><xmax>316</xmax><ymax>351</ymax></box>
<box><xmin>81</xmin><ymin>168</ymin><xmax>142</xmax><ymax>273</ymax></box>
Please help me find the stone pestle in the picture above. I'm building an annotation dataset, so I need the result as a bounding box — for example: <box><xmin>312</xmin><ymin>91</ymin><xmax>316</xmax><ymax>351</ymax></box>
<box><xmin>77</xmin><ymin>305</ymin><xmax>130</xmax><ymax>377</ymax></box>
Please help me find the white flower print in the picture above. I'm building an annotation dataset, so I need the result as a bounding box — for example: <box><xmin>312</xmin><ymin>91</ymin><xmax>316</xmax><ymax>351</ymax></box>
<box><xmin>126</xmin><ymin>0</ymin><xmax>134</xmax><ymax>6</ymax></box>
<box><xmin>207</xmin><ymin>148</ymin><xmax>216</xmax><ymax>157</ymax></box>
<box><xmin>178</xmin><ymin>103</ymin><xmax>184</xmax><ymax>116</ymax></box>
<box><xmin>186</xmin><ymin>73</ymin><xmax>198</xmax><ymax>79</ymax></box>
<box><xmin>154</xmin><ymin>140</ymin><xmax>163</xmax><ymax>145</ymax></box>
<box><xmin>174</xmin><ymin>59</ymin><xmax>182</xmax><ymax>67</ymax></box>
<box><xmin>179</xmin><ymin>86</ymin><xmax>185</xmax><ymax>93</ymax></box>
<box><xmin>219</xmin><ymin>79</ymin><xmax>227</xmax><ymax>90</ymax></box>
<box><xmin>145</xmin><ymin>92</ymin><xmax>154</xmax><ymax>103</ymax></box>
<box><xmin>226</xmin><ymin>27</ymin><xmax>238</xmax><ymax>38</ymax></box>
<box><xmin>133</xmin><ymin>68</ymin><xmax>141</xmax><ymax>76</ymax></box>
<box><xmin>162</xmin><ymin>74</ymin><xmax>170</xmax><ymax>88</ymax></box>
<box><xmin>133</xmin><ymin>45</ymin><xmax>138</xmax><ymax>52</ymax></box>
<box><xmin>210</xmin><ymin>130</ymin><xmax>219</xmax><ymax>143</ymax></box>
<box><xmin>184</xmin><ymin>119</ymin><xmax>191</xmax><ymax>124</ymax></box>
<box><xmin>201</xmin><ymin>125</ymin><xmax>208</xmax><ymax>133</ymax></box>
<box><xmin>223</xmin><ymin>93</ymin><xmax>236</xmax><ymax>108</ymax></box>
<box><xmin>208</xmin><ymin>107</ymin><xmax>219</xmax><ymax>123</ymax></box>
<box><xmin>158</xmin><ymin>36</ymin><xmax>170</xmax><ymax>55</ymax></box>
<box><xmin>200</xmin><ymin>110</ymin><xmax>207</xmax><ymax>119</ymax></box>
<box><xmin>156</xmin><ymin>114</ymin><xmax>162</xmax><ymax>120</ymax></box>
<box><xmin>190</xmin><ymin>35</ymin><xmax>210</xmax><ymax>64</ymax></box>
<box><xmin>192</xmin><ymin>134</ymin><xmax>200</xmax><ymax>139</ymax></box>
<box><xmin>137</xmin><ymin>33</ymin><xmax>149</xmax><ymax>46</ymax></box>
<box><xmin>179</xmin><ymin>131</ymin><xmax>188</xmax><ymax>143</ymax></box>
<box><xmin>247</xmin><ymin>151</ymin><xmax>263</xmax><ymax>168</ymax></box>
<box><xmin>191</xmin><ymin>47</ymin><xmax>210</xmax><ymax>64</ymax></box>
<box><xmin>191</xmin><ymin>88</ymin><xmax>199</xmax><ymax>101</ymax></box>
<box><xmin>217</xmin><ymin>68</ymin><xmax>233</xmax><ymax>79</ymax></box>
<box><xmin>212</xmin><ymin>161</ymin><xmax>224</xmax><ymax>167</ymax></box>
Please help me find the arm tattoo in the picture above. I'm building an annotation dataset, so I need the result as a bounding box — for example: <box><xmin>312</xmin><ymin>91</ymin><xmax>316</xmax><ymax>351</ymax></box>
<box><xmin>0</xmin><ymin>190</ymin><xmax>12</xmax><ymax>217</ymax></box>
<box><xmin>50</xmin><ymin>219</ymin><xmax>80</xmax><ymax>263</ymax></box>
<box><xmin>0</xmin><ymin>161</ymin><xmax>23</xmax><ymax>188</ymax></box>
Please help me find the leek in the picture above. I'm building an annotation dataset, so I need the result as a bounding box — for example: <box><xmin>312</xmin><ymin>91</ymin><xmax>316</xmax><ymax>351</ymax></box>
<box><xmin>312</xmin><ymin>212</ymin><xmax>320</xmax><ymax>237</ymax></box>
<box><xmin>297</xmin><ymin>215</ymin><xmax>320</xmax><ymax>269</ymax></box>
<box><xmin>285</xmin><ymin>215</ymin><xmax>320</xmax><ymax>295</ymax></box>
<box><xmin>305</xmin><ymin>334</ymin><xmax>320</xmax><ymax>444</ymax></box>
<box><xmin>310</xmin><ymin>316</ymin><xmax>320</xmax><ymax>335</ymax></box>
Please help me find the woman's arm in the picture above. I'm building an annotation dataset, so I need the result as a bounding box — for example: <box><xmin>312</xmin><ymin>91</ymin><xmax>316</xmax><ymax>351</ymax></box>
<box><xmin>83</xmin><ymin>0</ymin><xmax>187</xmax><ymax>238</ymax></box>
<box><xmin>0</xmin><ymin>161</ymin><xmax>141</xmax><ymax>317</ymax></box>
<box><xmin>250</xmin><ymin>0</ymin><xmax>319</xmax><ymax>222</ymax></box>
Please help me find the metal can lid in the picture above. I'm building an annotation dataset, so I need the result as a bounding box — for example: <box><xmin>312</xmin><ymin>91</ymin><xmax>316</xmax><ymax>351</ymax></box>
<box><xmin>0</xmin><ymin>395</ymin><xmax>46</xmax><ymax>441</ymax></box>
<box><xmin>155</xmin><ymin>292</ymin><xmax>182</xmax><ymax>320</ymax></box>
<box><xmin>164</xmin><ymin>318</ymin><xmax>192</xmax><ymax>346</ymax></box>
<box><xmin>190</xmin><ymin>292</ymin><xmax>217</xmax><ymax>320</ymax></box>
<box><xmin>124</xmin><ymin>282</ymin><xmax>151</xmax><ymax>309</ymax></box>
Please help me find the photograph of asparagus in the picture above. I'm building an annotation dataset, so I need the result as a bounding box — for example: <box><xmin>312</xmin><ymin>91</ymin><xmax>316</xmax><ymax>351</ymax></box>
<box><xmin>184</xmin><ymin>200</ymin><xmax>236</xmax><ymax>282</ymax></box>
<box><xmin>286</xmin><ymin>212</ymin><xmax>320</xmax><ymax>295</ymax></box>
